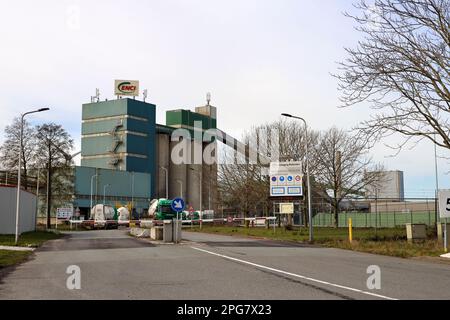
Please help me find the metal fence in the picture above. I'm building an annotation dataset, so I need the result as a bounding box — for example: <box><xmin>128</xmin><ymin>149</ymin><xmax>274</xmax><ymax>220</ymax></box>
<box><xmin>311</xmin><ymin>197</ymin><xmax>440</xmax><ymax>228</ymax></box>
<box><xmin>218</xmin><ymin>197</ymin><xmax>443</xmax><ymax>228</ymax></box>
<box><xmin>312</xmin><ymin>211</ymin><xmax>438</xmax><ymax>228</ymax></box>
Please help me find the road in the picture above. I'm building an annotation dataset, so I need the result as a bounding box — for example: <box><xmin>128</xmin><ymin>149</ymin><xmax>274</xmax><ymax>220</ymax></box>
<box><xmin>0</xmin><ymin>229</ymin><xmax>449</xmax><ymax>299</ymax></box>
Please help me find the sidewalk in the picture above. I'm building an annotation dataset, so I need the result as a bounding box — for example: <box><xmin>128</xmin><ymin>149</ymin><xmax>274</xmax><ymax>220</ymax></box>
<box><xmin>0</xmin><ymin>245</ymin><xmax>35</xmax><ymax>252</ymax></box>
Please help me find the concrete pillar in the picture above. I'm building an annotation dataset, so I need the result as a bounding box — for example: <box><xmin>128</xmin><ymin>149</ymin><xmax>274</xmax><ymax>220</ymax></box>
<box><xmin>202</xmin><ymin>141</ymin><xmax>218</xmax><ymax>212</ymax></box>
<box><xmin>169</xmin><ymin>140</ymin><xmax>187</xmax><ymax>201</ymax></box>
<box><xmin>187</xmin><ymin>140</ymin><xmax>202</xmax><ymax>211</ymax></box>
<box><xmin>156</xmin><ymin>134</ymin><xmax>170</xmax><ymax>199</ymax></box>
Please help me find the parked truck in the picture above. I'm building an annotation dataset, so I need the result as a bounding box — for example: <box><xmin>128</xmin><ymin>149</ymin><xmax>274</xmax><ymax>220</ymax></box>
<box><xmin>148</xmin><ymin>198</ymin><xmax>200</xmax><ymax>221</ymax></box>
<box><xmin>83</xmin><ymin>204</ymin><xmax>119</xmax><ymax>229</ymax></box>
<box><xmin>148</xmin><ymin>199</ymin><xmax>177</xmax><ymax>220</ymax></box>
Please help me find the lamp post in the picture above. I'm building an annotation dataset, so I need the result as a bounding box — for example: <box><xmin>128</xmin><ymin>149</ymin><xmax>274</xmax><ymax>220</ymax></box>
<box><xmin>434</xmin><ymin>134</ymin><xmax>439</xmax><ymax>227</ymax></box>
<box><xmin>90</xmin><ymin>173</ymin><xmax>98</xmax><ymax>217</ymax></box>
<box><xmin>35</xmin><ymin>168</ymin><xmax>40</xmax><ymax>230</ymax></box>
<box><xmin>103</xmin><ymin>184</ymin><xmax>110</xmax><ymax>204</ymax></box>
<box><xmin>131</xmin><ymin>172</ymin><xmax>135</xmax><ymax>214</ymax></box>
<box><xmin>15</xmin><ymin>108</ymin><xmax>49</xmax><ymax>244</ymax></box>
<box><xmin>160</xmin><ymin>166</ymin><xmax>168</xmax><ymax>199</ymax></box>
<box><xmin>281</xmin><ymin>113</ymin><xmax>313</xmax><ymax>242</ymax></box>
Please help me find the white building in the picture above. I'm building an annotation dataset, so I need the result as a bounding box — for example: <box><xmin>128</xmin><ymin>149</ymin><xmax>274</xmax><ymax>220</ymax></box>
<box><xmin>365</xmin><ymin>170</ymin><xmax>404</xmax><ymax>201</ymax></box>
<box><xmin>0</xmin><ymin>186</ymin><xmax>36</xmax><ymax>234</ymax></box>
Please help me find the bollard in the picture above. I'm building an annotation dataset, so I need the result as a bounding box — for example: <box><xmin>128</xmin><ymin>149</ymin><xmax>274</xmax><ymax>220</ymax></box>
<box><xmin>348</xmin><ymin>218</ymin><xmax>353</xmax><ymax>243</ymax></box>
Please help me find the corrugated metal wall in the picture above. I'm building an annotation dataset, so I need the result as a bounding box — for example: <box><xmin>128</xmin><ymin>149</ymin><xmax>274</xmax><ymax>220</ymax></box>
<box><xmin>0</xmin><ymin>186</ymin><xmax>36</xmax><ymax>234</ymax></box>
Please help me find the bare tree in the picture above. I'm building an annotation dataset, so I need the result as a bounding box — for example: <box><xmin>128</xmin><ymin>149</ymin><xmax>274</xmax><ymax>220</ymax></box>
<box><xmin>335</xmin><ymin>0</ymin><xmax>450</xmax><ymax>152</ymax></box>
<box><xmin>313</xmin><ymin>127</ymin><xmax>384</xmax><ymax>227</ymax></box>
<box><xmin>218</xmin><ymin>119</ymin><xmax>320</xmax><ymax>222</ymax></box>
<box><xmin>218</xmin><ymin>132</ymin><xmax>269</xmax><ymax>219</ymax></box>
<box><xmin>0</xmin><ymin>117</ymin><xmax>37</xmax><ymax>190</ymax></box>
<box><xmin>35</xmin><ymin>123</ymin><xmax>74</xmax><ymax>228</ymax></box>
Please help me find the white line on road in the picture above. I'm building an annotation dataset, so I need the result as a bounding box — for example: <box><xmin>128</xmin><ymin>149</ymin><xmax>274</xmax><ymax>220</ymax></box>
<box><xmin>191</xmin><ymin>246</ymin><xmax>398</xmax><ymax>300</ymax></box>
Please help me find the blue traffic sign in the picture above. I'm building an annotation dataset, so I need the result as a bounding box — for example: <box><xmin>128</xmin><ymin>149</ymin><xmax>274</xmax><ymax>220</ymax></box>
<box><xmin>171</xmin><ymin>198</ymin><xmax>185</xmax><ymax>212</ymax></box>
<box><xmin>279</xmin><ymin>176</ymin><xmax>285</xmax><ymax>182</ymax></box>
<box><xmin>287</xmin><ymin>176</ymin><xmax>293</xmax><ymax>182</ymax></box>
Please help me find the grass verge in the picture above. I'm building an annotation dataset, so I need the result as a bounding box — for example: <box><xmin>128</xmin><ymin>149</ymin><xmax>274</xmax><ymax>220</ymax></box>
<box><xmin>0</xmin><ymin>250</ymin><xmax>33</xmax><ymax>269</ymax></box>
<box><xmin>0</xmin><ymin>231</ymin><xmax>63</xmax><ymax>270</ymax></box>
<box><xmin>0</xmin><ymin>231</ymin><xmax>63</xmax><ymax>248</ymax></box>
<box><xmin>189</xmin><ymin>225</ymin><xmax>445</xmax><ymax>258</ymax></box>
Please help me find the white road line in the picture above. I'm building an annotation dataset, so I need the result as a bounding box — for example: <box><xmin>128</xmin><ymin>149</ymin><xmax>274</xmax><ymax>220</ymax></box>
<box><xmin>191</xmin><ymin>246</ymin><xmax>398</xmax><ymax>300</ymax></box>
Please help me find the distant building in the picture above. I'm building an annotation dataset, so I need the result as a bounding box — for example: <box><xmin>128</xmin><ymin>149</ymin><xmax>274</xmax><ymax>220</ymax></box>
<box><xmin>365</xmin><ymin>170</ymin><xmax>404</xmax><ymax>201</ymax></box>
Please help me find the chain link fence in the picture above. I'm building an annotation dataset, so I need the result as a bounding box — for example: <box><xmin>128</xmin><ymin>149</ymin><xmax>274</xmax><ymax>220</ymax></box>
<box><xmin>311</xmin><ymin>197</ymin><xmax>439</xmax><ymax>228</ymax></box>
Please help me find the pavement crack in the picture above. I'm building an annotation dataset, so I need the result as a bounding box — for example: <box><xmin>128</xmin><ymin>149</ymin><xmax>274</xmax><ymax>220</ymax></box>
<box><xmin>254</xmin><ymin>267</ymin><xmax>356</xmax><ymax>300</ymax></box>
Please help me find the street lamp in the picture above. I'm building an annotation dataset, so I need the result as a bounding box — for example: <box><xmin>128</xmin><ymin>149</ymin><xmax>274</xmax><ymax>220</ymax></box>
<box><xmin>15</xmin><ymin>108</ymin><xmax>49</xmax><ymax>244</ymax></box>
<box><xmin>190</xmin><ymin>167</ymin><xmax>203</xmax><ymax>230</ymax></box>
<box><xmin>90</xmin><ymin>173</ymin><xmax>98</xmax><ymax>218</ymax></box>
<box><xmin>281</xmin><ymin>113</ymin><xmax>313</xmax><ymax>242</ymax></box>
<box><xmin>103</xmin><ymin>184</ymin><xmax>110</xmax><ymax>204</ymax></box>
<box><xmin>159</xmin><ymin>166</ymin><xmax>168</xmax><ymax>199</ymax></box>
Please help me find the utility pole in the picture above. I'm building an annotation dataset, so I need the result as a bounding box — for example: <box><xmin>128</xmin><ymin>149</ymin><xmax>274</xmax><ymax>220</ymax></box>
<box><xmin>281</xmin><ymin>113</ymin><xmax>313</xmax><ymax>242</ymax></box>
<box><xmin>434</xmin><ymin>134</ymin><xmax>439</xmax><ymax>228</ymax></box>
<box><xmin>15</xmin><ymin>108</ymin><xmax>49</xmax><ymax>243</ymax></box>
<box><xmin>336</xmin><ymin>150</ymin><xmax>342</xmax><ymax>227</ymax></box>
<box><xmin>46</xmin><ymin>154</ymin><xmax>52</xmax><ymax>229</ymax></box>
<box><xmin>35</xmin><ymin>168</ymin><xmax>40</xmax><ymax>230</ymax></box>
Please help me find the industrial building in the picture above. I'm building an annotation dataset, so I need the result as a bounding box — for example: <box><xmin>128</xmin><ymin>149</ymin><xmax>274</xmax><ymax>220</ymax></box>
<box><xmin>72</xmin><ymin>97</ymin><xmax>218</xmax><ymax>217</ymax></box>
<box><xmin>365</xmin><ymin>170</ymin><xmax>405</xmax><ymax>201</ymax></box>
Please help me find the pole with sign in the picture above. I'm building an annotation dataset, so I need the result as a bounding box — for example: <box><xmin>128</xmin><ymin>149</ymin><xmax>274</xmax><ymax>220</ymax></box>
<box><xmin>438</xmin><ymin>190</ymin><xmax>450</xmax><ymax>252</ymax></box>
<box><xmin>171</xmin><ymin>197</ymin><xmax>185</xmax><ymax>244</ymax></box>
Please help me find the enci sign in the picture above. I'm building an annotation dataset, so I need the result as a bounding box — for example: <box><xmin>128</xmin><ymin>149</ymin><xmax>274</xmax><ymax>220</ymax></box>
<box><xmin>114</xmin><ymin>80</ymin><xmax>139</xmax><ymax>96</ymax></box>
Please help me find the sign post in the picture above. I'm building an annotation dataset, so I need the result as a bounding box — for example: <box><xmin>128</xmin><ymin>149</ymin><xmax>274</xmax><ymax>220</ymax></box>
<box><xmin>171</xmin><ymin>198</ymin><xmax>185</xmax><ymax>244</ymax></box>
<box><xmin>56</xmin><ymin>207</ymin><xmax>73</xmax><ymax>229</ymax></box>
<box><xmin>189</xmin><ymin>206</ymin><xmax>194</xmax><ymax>229</ymax></box>
<box><xmin>438</xmin><ymin>190</ymin><xmax>450</xmax><ymax>252</ymax></box>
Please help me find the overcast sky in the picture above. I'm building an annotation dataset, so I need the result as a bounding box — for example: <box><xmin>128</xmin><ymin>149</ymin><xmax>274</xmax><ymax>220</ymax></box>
<box><xmin>0</xmin><ymin>0</ymin><xmax>448</xmax><ymax>197</ymax></box>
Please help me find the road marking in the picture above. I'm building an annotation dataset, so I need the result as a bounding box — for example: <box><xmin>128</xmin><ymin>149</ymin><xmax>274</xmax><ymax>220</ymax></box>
<box><xmin>191</xmin><ymin>246</ymin><xmax>398</xmax><ymax>300</ymax></box>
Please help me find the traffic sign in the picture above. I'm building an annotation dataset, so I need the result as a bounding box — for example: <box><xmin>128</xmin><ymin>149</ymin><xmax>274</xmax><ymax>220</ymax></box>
<box><xmin>171</xmin><ymin>198</ymin><xmax>185</xmax><ymax>212</ymax></box>
<box><xmin>438</xmin><ymin>190</ymin><xmax>450</xmax><ymax>218</ymax></box>
<box><xmin>227</xmin><ymin>216</ymin><xmax>233</xmax><ymax>223</ymax></box>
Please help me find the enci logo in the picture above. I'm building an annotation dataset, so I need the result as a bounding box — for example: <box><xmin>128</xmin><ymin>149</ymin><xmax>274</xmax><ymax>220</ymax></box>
<box><xmin>118</xmin><ymin>82</ymin><xmax>136</xmax><ymax>93</ymax></box>
<box><xmin>114</xmin><ymin>80</ymin><xmax>139</xmax><ymax>96</ymax></box>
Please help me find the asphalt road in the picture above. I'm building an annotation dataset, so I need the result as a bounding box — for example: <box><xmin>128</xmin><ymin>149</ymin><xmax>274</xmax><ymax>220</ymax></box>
<box><xmin>0</xmin><ymin>229</ymin><xmax>449</xmax><ymax>300</ymax></box>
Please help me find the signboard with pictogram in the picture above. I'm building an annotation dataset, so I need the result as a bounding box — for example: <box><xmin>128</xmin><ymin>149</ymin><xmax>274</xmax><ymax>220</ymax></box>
<box><xmin>269</xmin><ymin>161</ymin><xmax>303</xmax><ymax>197</ymax></box>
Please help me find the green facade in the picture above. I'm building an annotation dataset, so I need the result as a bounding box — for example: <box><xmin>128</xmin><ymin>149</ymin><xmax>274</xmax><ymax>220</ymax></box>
<box><xmin>77</xmin><ymin>98</ymin><xmax>156</xmax><ymax>212</ymax></box>
<box><xmin>166</xmin><ymin>109</ymin><xmax>216</xmax><ymax>132</ymax></box>
<box><xmin>81</xmin><ymin>98</ymin><xmax>156</xmax><ymax>176</ymax></box>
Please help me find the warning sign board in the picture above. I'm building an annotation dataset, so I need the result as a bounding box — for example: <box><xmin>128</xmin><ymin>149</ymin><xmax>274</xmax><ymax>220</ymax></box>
<box><xmin>269</xmin><ymin>161</ymin><xmax>303</xmax><ymax>197</ymax></box>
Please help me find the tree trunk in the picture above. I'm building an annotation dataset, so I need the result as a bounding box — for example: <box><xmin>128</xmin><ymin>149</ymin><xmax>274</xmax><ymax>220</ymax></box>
<box><xmin>23</xmin><ymin>167</ymin><xmax>28</xmax><ymax>191</ymax></box>
<box><xmin>334</xmin><ymin>201</ymin><xmax>339</xmax><ymax>228</ymax></box>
